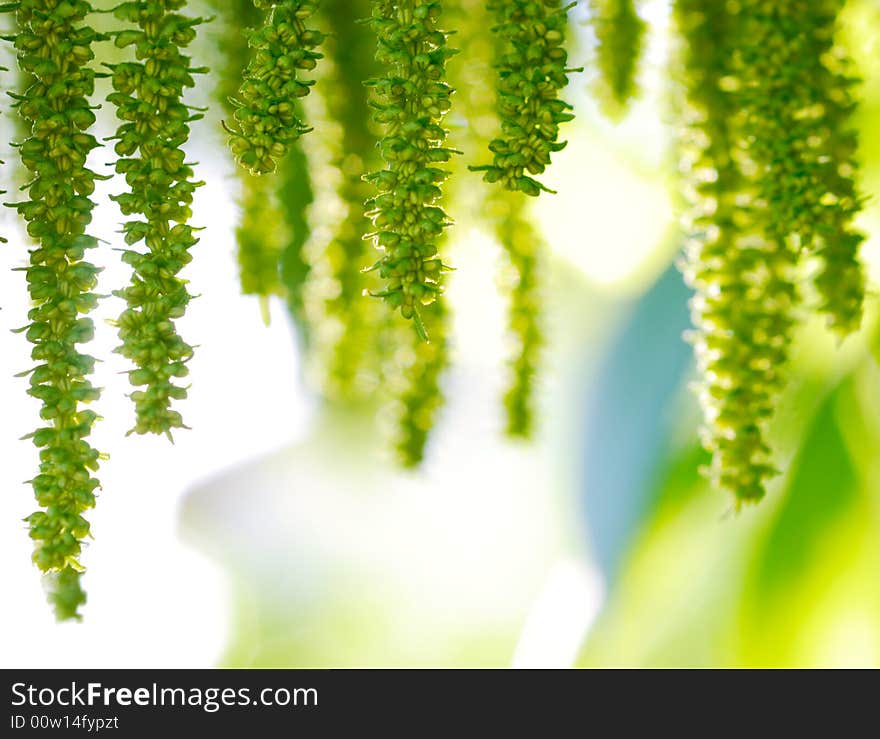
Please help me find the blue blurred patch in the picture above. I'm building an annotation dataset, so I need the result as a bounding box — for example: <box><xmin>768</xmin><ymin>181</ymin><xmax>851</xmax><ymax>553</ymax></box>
<box><xmin>578</xmin><ymin>262</ymin><xmax>694</xmax><ymax>580</ymax></box>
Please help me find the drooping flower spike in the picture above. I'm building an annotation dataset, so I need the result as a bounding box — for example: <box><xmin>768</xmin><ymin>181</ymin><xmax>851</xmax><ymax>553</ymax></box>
<box><xmin>226</xmin><ymin>0</ymin><xmax>325</xmax><ymax>176</ymax></box>
<box><xmin>590</xmin><ymin>0</ymin><xmax>646</xmax><ymax>114</ymax></box>
<box><xmin>492</xmin><ymin>190</ymin><xmax>543</xmax><ymax>438</ymax></box>
<box><xmin>277</xmin><ymin>142</ymin><xmax>315</xmax><ymax>337</ymax></box>
<box><xmin>731</xmin><ymin>0</ymin><xmax>867</xmax><ymax>499</ymax></box>
<box><xmin>106</xmin><ymin>0</ymin><xmax>206</xmax><ymax>438</ymax></box>
<box><xmin>676</xmin><ymin>0</ymin><xmax>791</xmax><ymax>504</ymax></box>
<box><xmin>676</xmin><ymin>0</ymin><xmax>870</xmax><ymax>504</ymax></box>
<box><xmin>736</xmin><ymin>2</ymin><xmax>844</xmax><ymax>265</ymax></box>
<box><xmin>394</xmin><ymin>298</ymin><xmax>448</xmax><ymax>466</ymax></box>
<box><xmin>805</xmin><ymin>0</ymin><xmax>866</xmax><ymax>338</ymax></box>
<box><xmin>364</xmin><ymin>0</ymin><xmax>457</xmax><ymax>339</ymax></box>
<box><xmin>207</xmin><ymin>0</ymin><xmax>264</xmax><ymax>123</ymax></box>
<box><xmin>207</xmin><ymin>0</ymin><xmax>291</xmax><ymax>322</ymax></box>
<box><xmin>448</xmin><ymin>0</ymin><xmax>544</xmax><ymax>439</ymax></box>
<box><xmin>471</xmin><ymin>0</ymin><xmax>580</xmax><ymax>196</ymax></box>
<box><xmin>4</xmin><ymin>0</ymin><xmax>105</xmax><ymax>620</ymax></box>
<box><xmin>237</xmin><ymin>173</ymin><xmax>289</xmax><ymax>324</ymax></box>
<box><xmin>301</xmin><ymin>0</ymin><xmax>385</xmax><ymax>398</ymax></box>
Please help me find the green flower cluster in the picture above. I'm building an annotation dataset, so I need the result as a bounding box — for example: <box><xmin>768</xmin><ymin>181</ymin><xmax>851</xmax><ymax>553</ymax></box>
<box><xmin>107</xmin><ymin>0</ymin><xmax>204</xmax><ymax>438</ymax></box>
<box><xmin>206</xmin><ymin>0</ymin><xmax>262</xmax><ymax>121</ymax></box>
<box><xmin>449</xmin><ymin>0</ymin><xmax>544</xmax><ymax>439</ymax></box>
<box><xmin>208</xmin><ymin>0</ymin><xmax>287</xmax><ymax>317</ymax></box>
<box><xmin>277</xmin><ymin>142</ymin><xmax>314</xmax><ymax>337</ymax></box>
<box><xmin>591</xmin><ymin>0</ymin><xmax>646</xmax><ymax>113</ymax></box>
<box><xmin>727</xmin><ymin>0</ymin><xmax>851</xmax><ymax>500</ymax></box>
<box><xmin>491</xmin><ymin>190</ymin><xmax>542</xmax><ymax>438</ymax></box>
<box><xmin>236</xmin><ymin>171</ymin><xmax>287</xmax><ymax>322</ymax></box>
<box><xmin>806</xmin><ymin>0</ymin><xmax>865</xmax><ymax>337</ymax></box>
<box><xmin>227</xmin><ymin>0</ymin><xmax>324</xmax><ymax>175</ymax></box>
<box><xmin>678</xmin><ymin>0</ymin><xmax>866</xmax><ymax>504</ymax></box>
<box><xmin>445</xmin><ymin>0</ymin><xmax>543</xmax><ymax>439</ymax></box>
<box><xmin>365</xmin><ymin>0</ymin><xmax>456</xmax><ymax>339</ymax></box>
<box><xmin>736</xmin><ymin>2</ymin><xmax>831</xmax><ymax>256</ymax></box>
<box><xmin>300</xmin><ymin>0</ymin><xmax>384</xmax><ymax>398</ymax></box>
<box><xmin>6</xmin><ymin>0</ymin><xmax>104</xmax><ymax>620</ymax></box>
<box><xmin>678</xmin><ymin>0</ymin><xmax>786</xmax><ymax>503</ymax></box>
<box><xmin>677</xmin><ymin>0</ymin><xmax>783</xmax><ymax>503</ymax></box>
<box><xmin>394</xmin><ymin>299</ymin><xmax>448</xmax><ymax>466</ymax></box>
<box><xmin>297</xmin><ymin>63</ymin><xmax>361</xmax><ymax>393</ymax></box>
<box><xmin>471</xmin><ymin>0</ymin><xmax>578</xmax><ymax>196</ymax></box>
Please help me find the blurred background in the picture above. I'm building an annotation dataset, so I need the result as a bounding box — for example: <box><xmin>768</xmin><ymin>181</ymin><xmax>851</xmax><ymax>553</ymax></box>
<box><xmin>1</xmin><ymin>0</ymin><xmax>879</xmax><ymax>668</ymax></box>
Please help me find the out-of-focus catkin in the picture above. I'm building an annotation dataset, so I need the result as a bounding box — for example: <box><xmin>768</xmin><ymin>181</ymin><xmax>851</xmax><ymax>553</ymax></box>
<box><xmin>591</xmin><ymin>0</ymin><xmax>646</xmax><ymax>114</ymax></box>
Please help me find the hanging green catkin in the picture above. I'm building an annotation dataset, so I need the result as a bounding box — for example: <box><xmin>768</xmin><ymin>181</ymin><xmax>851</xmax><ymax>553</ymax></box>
<box><xmin>226</xmin><ymin>0</ymin><xmax>325</xmax><ymax>176</ymax></box>
<box><xmin>591</xmin><ymin>0</ymin><xmax>646</xmax><ymax>113</ymax></box>
<box><xmin>296</xmin><ymin>53</ymin><xmax>356</xmax><ymax>391</ymax></box>
<box><xmin>375</xmin><ymin>0</ymin><xmax>459</xmax><ymax>460</ymax></box>
<box><xmin>236</xmin><ymin>174</ymin><xmax>287</xmax><ymax>321</ymax></box>
<box><xmin>6</xmin><ymin>0</ymin><xmax>104</xmax><ymax>619</ymax></box>
<box><xmin>733</xmin><ymin>0</ymin><xmax>847</xmax><ymax>448</ymax></box>
<box><xmin>680</xmin><ymin>1</ymin><xmax>866</xmax><ymax>504</ymax></box>
<box><xmin>365</xmin><ymin>0</ymin><xmax>456</xmax><ymax>340</ymax></box>
<box><xmin>205</xmin><ymin>1</ymin><xmax>312</xmax><ymax>332</ymax></box>
<box><xmin>737</xmin><ymin>1</ymin><xmax>864</xmax><ymax>342</ymax></box>
<box><xmin>107</xmin><ymin>1</ymin><xmax>204</xmax><ymax>438</ymax></box>
<box><xmin>277</xmin><ymin>142</ymin><xmax>314</xmax><ymax>336</ymax></box>
<box><xmin>737</xmin><ymin>3</ymin><xmax>838</xmax><ymax>260</ymax></box>
<box><xmin>301</xmin><ymin>0</ymin><xmax>384</xmax><ymax>398</ymax></box>
<box><xmin>492</xmin><ymin>190</ymin><xmax>543</xmax><ymax>437</ymax></box>
<box><xmin>448</xmin><ymin>0</ymin><xmax>543</xmax><ymax>439</ymax></box>
<box><xmin>207</xmin><ymin>0</ymin><xmax>289</xmax><ymax>319</ymax></box>
<box><xmin>471</xmin><ymin>0</ymin><xmax>579</xmax><ymax>196</ymax></box>
<box><xmin>676</xmin><ymin>0</ymin><xmax>789</xmax><ymax>503</ymax></box>
<box><xmin>205</xmin><ymin>0</ymin><xmax>261</xmax><ymax>118</ymax></box>
<box><xmin>393</xmin><ymin>298</ymin><xmax>448</xmax><ymax>465</ymax></box>
<box><xmin>808</xmin><ymin>0</ymin><xmax>866</xmax><ymax>337</ymax></box>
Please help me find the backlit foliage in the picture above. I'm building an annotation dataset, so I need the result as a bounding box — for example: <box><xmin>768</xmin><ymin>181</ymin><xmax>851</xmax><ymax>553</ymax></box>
<box><xmin>2</xmin><ymin>0</ymin><xmax>874</xmax><ymax>619</ymax></box>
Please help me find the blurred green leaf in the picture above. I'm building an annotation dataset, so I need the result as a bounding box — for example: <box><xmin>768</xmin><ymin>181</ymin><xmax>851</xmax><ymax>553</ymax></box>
<box><xmin>749</xmin><ymin>382</ymin><xmax>859</xmax><ymax>599</ymax></box>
